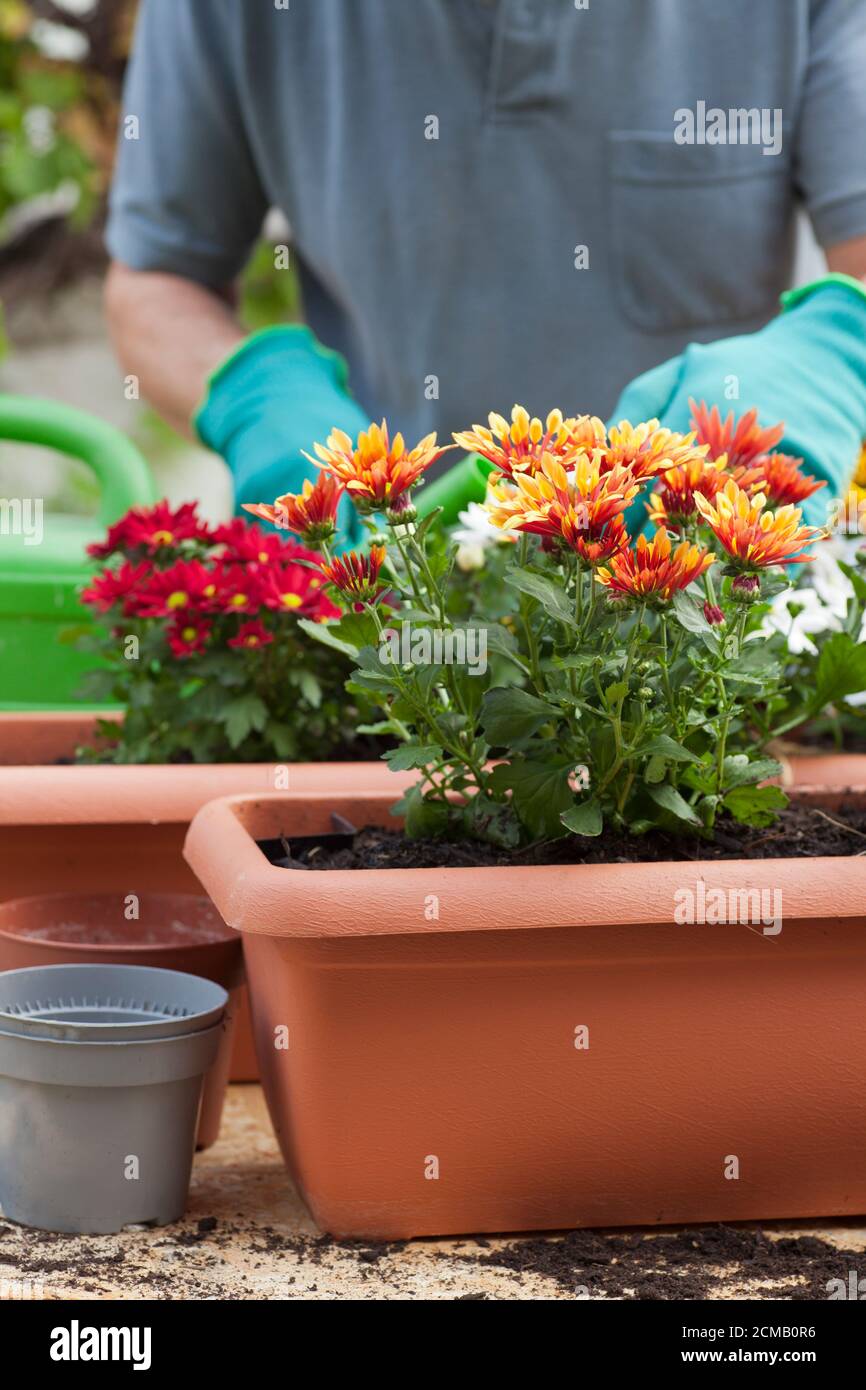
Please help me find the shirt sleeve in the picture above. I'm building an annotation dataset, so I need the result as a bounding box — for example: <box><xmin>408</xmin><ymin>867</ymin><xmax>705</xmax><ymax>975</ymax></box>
<box><xmin>105</xmin><ymin>0</ymin><xmax>269</xmax><ymax>286</ymax></box>
<box><xmin>794</xmin><ymin>0</ymin><xmax>866</xmax><ymax>248</ymax></box>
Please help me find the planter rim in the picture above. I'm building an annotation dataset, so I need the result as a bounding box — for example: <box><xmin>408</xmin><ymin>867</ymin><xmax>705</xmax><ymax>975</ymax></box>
<box><xmin>184</xmin><ymin>787</ymin><xmax>866</xmax><ymax>940</ymax></box>
<box><xmin>0</xmin><ymin>962</ymin><xmax>228</xmax><ymax>1041</ymax></box>
<box><xmin>0</xmin><ymin>759</ymin><xmax>410</xmax><ymax>826</ymax></box>
<box><xmin>0</xmin><ymin>890</ymin><xmax>238</xmax><ymax>951</ymax></box>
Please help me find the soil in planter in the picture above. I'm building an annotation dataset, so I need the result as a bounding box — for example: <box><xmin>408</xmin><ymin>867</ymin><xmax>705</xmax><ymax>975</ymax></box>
<box><xmin>262</xmin><ymin>802</ymin><xmax>866</xmax><ymax>871</ymax></box>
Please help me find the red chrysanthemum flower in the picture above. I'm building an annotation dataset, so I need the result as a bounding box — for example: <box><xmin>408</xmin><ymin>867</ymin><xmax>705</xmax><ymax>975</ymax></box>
<box><xmin>258</xmin><ymin>561</ymin><xmax>340</xmax><ymax>621</ymax></box>
<box><xmin>167</xmin><ymin>617</ymin><xmax>211</xmax><ymax>658</ymax></box>
<box><xmin>80</xmin><ymin>561</ymin><xmax>153</xmax><ymax>615</ymax></box>
<box><xmin>88</xmin><ymin>501</ymin><xmax>209</xmax><ymax>560</ymax></box>
<box><xmin>208</xmin><ymin>563</ymin><xmax>266</xmax><ymax>616</ymax></box>
<box><xmin>210</xmin><ymin>519</ymin><xmax>292</xmax><ymax>567</ymax></box>
<box><xmin>690</xmin><ymin>400</ymin><xmax>785</xmax><ymax>470</ymax></box>
<box><xmin>227</xmin><ymin>620</ymin><xmax>274</xmax><ymax>651</ymax></box>
<box><xmin>135</xmin><ymin>560</ymin><xmax>221</xmax><ymax>618</ymax></box>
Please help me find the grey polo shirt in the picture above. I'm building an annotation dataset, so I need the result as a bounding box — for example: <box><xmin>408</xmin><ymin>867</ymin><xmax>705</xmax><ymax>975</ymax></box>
<box><xmin>107</xmin><ymin>0</ymin><xmax>866</xmax><ymax>446</ymax></box>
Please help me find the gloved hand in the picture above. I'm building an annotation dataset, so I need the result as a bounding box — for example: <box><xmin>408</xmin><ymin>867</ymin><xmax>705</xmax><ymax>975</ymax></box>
<box><xmin>194</xmin><ymin>324</ymin><xmax>368</xmax><ymax>548</ymax></box>
<box><xmin>609</xmin><ymin>273</ymin><xmax>866</xmax><ymax>533</ymax></box>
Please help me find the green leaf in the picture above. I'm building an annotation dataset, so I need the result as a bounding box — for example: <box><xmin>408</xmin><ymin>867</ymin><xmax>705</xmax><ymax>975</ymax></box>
<box><xmin>505</xmin><ymin>567</ymin><xmax>576</xmax><ymax>627</ymax></box>
<box><xmin>645</xmin><ymin>754</ymin><xmax>668</xmax><ymax>784</ymax></box>
<box><xmin>671</xmin><ymin>591</ymin><xmax>712</xmax><ymax>635</ymax></box>
<box><xmin>297</xmin><ymin>618</ymin><xmax>358</xmax><ymax>659</ymax></box>
<box><xmin>647</xmin><ymin>783</ymin><xmax>701</xmax><ymax>825</ymax></box>
<box><xmin>722</xmin><ymin>754</ymin><xmax>782</xmax><ymax>789</ymax></box>
<box><xmin>641</xmin><ymin>734</ymin><xmax>702</xmax><ymax>764</ymax></box>
<box><xmin>392</xmin><ymin>785</ymin><xmax>452</xmax><ymax>839</ymax></box>
<box><xmin>561</xmin><ymin>800</ymin><xmax>603</xmax><ymax>836</ymax></box>
<box><xmin>480</xmin><ymin>686</ymin><xmax>557</xmax><ymax>745</ymax></box>
<box><xmin>603</xmin><ymin>681</ymin><xmax>628</xmax><ymax>708</ymax></box>
<box><xmin>384</xmin><ymin>742</ymin><xmax>444</xmax><ymax>772</ymax></box>
<box><xmin>462</xmin><ymin>794</ymin><xmax>522</xmax><ymax>849</ymax></box>
<box><xmin>298</xmin><ymin>671</ymin><xmax>322</xmax><ymax>708</ymax></box>
<box><xmin>723</xmin><ymin>784</ymin><xmax>788</xmax><ymax>828</ymax></box>
<box><xmin>815</xmin><ymin>632</ymin><xmax>866</xmax><ymax>708</ymax></box>
<box><xmin>222</xmin><ymin>694</ymin><xmax>268</xmax><ymax>749</ymax></box>
<box><xmin>489</xmin><ymin>758</ymin><xmax>574</xmax><ymax>839</ymax></box>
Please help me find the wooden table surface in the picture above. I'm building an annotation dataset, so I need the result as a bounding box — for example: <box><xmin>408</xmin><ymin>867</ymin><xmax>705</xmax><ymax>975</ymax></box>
<box><xmin>1</xmin><ymin>1085</ymin><xmax>864</xmax><ymax>1301</ymax></box>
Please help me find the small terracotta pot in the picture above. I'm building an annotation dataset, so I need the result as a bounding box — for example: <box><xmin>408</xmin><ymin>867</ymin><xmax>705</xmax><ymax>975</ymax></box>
<box><xmin>0</xmin><ymin>710</ymin><xmax>412</xmax><ymax>1082</ymax></box>
<box><xmin>778</xmin><ymin>751</ymin><xmax>866</xmax><ymax>790</ymax></box>
<box><xmin>185</xmin><ymin>787</ymin><xmax>866</xmax><ymax>1240</ymax></box>
<box><xmin>0</xmin><ymin>893</ymin><xmax>243</xmax><ymax>1148</ymax></box>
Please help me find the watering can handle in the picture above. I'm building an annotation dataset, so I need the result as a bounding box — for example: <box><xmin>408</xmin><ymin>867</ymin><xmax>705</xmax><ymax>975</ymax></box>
<box><xmin>0</xmin><ymin>394</ymin><xmax>157</xmax><ymax>529</ymax></box>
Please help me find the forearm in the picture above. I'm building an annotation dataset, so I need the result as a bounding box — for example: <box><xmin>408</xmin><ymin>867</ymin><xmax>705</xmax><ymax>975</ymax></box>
<box><xmin>104</xmin><ymin>263</ymin><xmax>244</xmax><ymax>439</ymax></box>
<box><xmin>826</xmin><ymin>233</ymin><xmax>866</xmax><ymax>284</ymax></box>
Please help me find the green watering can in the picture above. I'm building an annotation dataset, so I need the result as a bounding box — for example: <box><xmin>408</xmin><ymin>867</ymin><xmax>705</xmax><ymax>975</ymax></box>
<box><xmin>0</xmin><ymin>395</ymin><xmax>157</xmax><ymax>710</ymax></box>
<box><xmin>414</xmin><ymin>452</ymin><xmax>493</xmax><ymax>525</ymax></box>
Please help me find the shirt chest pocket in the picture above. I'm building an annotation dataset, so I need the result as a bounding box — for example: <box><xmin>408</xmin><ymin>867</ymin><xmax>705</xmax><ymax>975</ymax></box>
<box><xmin>607</xmin><ymin>131</ymin><xmax>793</xmax><ymax>334</ymax></box>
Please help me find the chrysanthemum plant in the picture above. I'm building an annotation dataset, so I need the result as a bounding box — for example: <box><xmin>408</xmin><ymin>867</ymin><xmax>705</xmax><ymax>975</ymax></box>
<box><xmin>76</xmin><ymin>503</ymin><xmax>372</xmax><ymax>763</ymax></box>
<box><xmin>250</xmin><ymin>406</ymin><xmax>834</xmax><ymax>846</ymax></box>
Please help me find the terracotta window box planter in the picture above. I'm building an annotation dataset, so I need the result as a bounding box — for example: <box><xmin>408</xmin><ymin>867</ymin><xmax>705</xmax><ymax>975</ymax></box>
<box><xmin>185</xmin><ymin>787</ymin><xmax>866</xmax><ymax>1240</ymax></box>
<box><xmin>0</xmin><ymin>711</ymin><xmax>411</xmax><ymax>1082</ymax></box>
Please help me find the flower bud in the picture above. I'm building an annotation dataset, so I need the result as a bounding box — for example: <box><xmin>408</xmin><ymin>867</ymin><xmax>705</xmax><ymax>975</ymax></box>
<box><xmin>703</xmin><ymin>601</ymin><xmax>725</xmax><ymax>626</ymax></box>
<box><xmin>731</xmin><ymin>573</ymin><xmax>760</xmax><ymax>602</ymax></box>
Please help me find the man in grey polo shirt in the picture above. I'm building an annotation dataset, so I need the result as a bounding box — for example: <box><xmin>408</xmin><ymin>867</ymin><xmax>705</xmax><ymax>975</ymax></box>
<box><xmin>106</xmin><ymin>0</ymin><xmax>866</xmax><ymax>542</ymax></box>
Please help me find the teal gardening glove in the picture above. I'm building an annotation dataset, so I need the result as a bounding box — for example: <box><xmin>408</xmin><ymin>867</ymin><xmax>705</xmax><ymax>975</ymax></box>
<box><xmin>609</xmin><ymin>274</ymin><xmax>866</xmax><ymax>534</ymax></box>
<box><xmin>194</xmin><ymin>324</ymin><xmax>368</xmax><ymax>548</ymax></box>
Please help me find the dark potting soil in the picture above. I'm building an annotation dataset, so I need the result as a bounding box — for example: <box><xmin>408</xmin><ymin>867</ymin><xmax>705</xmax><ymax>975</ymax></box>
<box><xmin>266</xmin><ymin>801</ymin><xmax>866</xmax><ymax>871</ymax></box>
<box><xmin>1</xmin><ymin>1214</ymin><xmax>856</xmax><ymax>1300</ymax></box>
<box><xmin>448</xmin><ymin>1224</ymin><xmax>859</xmax><ymax>1300</ymax></box>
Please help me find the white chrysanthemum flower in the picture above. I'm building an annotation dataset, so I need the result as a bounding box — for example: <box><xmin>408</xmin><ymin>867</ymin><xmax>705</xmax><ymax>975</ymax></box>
<box><xmin>452</xmin><ymin>500</ymin><xmax>514</xmax><ymax>572</ymax></box>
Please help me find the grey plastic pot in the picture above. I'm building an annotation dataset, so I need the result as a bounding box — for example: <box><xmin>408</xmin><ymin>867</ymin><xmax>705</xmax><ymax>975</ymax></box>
<box><xmin>0</xmin><ymin>962</ymin><xmax>228</xmax><ymax>1041</ymax></box>
<box><xmin>0</xmin><ymin>965</ymin><xmax>227</xmax><ymax>1234</ymax></box>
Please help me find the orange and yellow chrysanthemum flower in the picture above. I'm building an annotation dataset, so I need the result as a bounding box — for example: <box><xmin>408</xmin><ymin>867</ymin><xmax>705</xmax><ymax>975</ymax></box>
<box><xmin>729</xmin><ymin>452</ymin><xmax>827</xmax><ymax>509</ymax></box>
<box><xmin>453</xmin><ymin>405</ymin><xmax>593</xmax><ymax>479</ymax></box>
<box><xmin>603</xmin><ymin>419</ymin><xmax>710</xmax><ymax>482</ymax></box>
<box><xmin>646</xmin><ymin>456</ymin><xmax>727</xmax><ymax>529</ymax></box>
<box><xmin>485</xmin><ymin>453</ymin><xmax>638</xmax><ymax>565</ymax></box>
<box><xmin>597</xmin><ymin>528</ymin><xmax>715</xmax><ymax>602</ymax></box>
<box><xmin>306</xmin><ymin>422</ymin><xmax>451</xmax><ymax>511</ymax></box>
<box><xmin>690</xmin><ymin>400</ymin><xmax>785</xmax><ymax>470</ymax></box>
<box><xmin>693</xmin><ymin>478</ymin><xmax>827</xmax><ymax>570</ymax></box>
<box><xmin>243</xmin><ymin>473</ymin><xmax>344</xmax><ymax>547</ymax></box>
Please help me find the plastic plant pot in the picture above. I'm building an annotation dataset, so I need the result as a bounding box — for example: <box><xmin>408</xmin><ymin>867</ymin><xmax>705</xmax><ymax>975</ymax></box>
<box><xmin>0</xmin><ymin>963</ymin><xmax>226</xmax><ymax>1234</ymax></box>
<box><xmin>0</xmin><ymin>895</ymin><xmax>243</xmax><ymax>1147</ymax></box>
<box><xmin>0</xmin><ymin>710</ymin><xmax>414</xmax><ymax>1082</ymax></box>
<box><xmin>185</xmin><ymin>787</ymin><xmax>866</xmax><ymax>1240</ymax></box>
